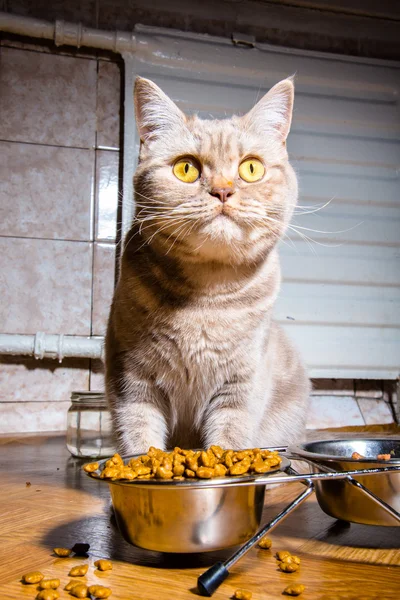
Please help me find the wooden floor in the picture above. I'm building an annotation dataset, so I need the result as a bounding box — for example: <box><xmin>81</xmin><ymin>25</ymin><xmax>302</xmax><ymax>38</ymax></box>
<box><xmin>0</xmin><ymin>434</ymin><xmax>399</xmax><ymax>600</ymax></box>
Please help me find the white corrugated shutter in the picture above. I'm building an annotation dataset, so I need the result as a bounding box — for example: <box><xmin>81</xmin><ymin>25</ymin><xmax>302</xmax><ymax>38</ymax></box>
<box><xmin>123</xmin><ymin>25</ymin><xmax>400</xmax><ymax>380</ymax></box>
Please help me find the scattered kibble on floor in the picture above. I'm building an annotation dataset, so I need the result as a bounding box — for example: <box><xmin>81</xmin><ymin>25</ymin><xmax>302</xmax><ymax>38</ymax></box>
<box><xmin>233</xmin><ymin>589</ymin><xmax>252</xmax><ymax>600</ymax></box>
<box><xmin>39</xmin><ymin>578</ymin><xmax>60</xmax><ymax>589</ymax></box>
<box><xmin>36</xmin><ymin>590</ymin><xmax>60</xmax><ymax>600</ymax></box>
<box><xmin>53</xmin><ymin>547</ymin><xmax>72</xmax><ymax>557</ymax></box>
<box><xmin>94</xmin><ymin>558</ymin><xmax>113</xmax><ymax>571</ymax></box>
<box><xmin>69</xmin><ymin>583</ymin><xmax>88</xmax><ymax>598</ymax></box>
<box><xmin>283</xmin><ymin>583</ymin><xmax>306</xmax><ymax>596</ymax></box>
<box><xmin>22</xmin><ymin>571</ymin><xmax>44</xmax><ymax>584</ymax></box>
<box><xmin>258</xmin><ymin>536</ymin><xmax>272</xmax><ymax>549</ymax></box>
<box><xmin>88</xmin><ymin>584</ymin><xmax>113</xmax><ymax>598</ymax></box>
<box><xmin>69</xmin><ymin>564</ymin><xmax>89</xmax><ymax>577</ymax></box>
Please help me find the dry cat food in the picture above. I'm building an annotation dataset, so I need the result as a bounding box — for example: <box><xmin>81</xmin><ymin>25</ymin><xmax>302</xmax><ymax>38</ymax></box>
<box><xmin>283</xmin><ymin>584</ymin><xmax>305</xmax><ymax>596</ymax></box>
<box><xmin>258</xmin><ymin>536</ymin><xmax>272</xmax><ymax>549</ymax></box>
<box><xmin>69</xmin><ymin>564</ymin><xmax>89</xmax><ymax>577</ymax></box>
<box><xmin>276</xmin><ymin>551</ymin><xmax>301</xmax><ymax>573</ymax></box>
<box><xmin>65</xmin><ymin>580</ymin><xmax>80</xmax><ymax>591</ymax></box>
<box><xmin>69</xmin><ymin>583</ymin><xmax>88</xmax><ymax>598</ymax></box>
<box><xmin>53</xmin><ymin>547</ymin><xmax>73</xmax><ymax>557</ymax></box>
<box><xmin>36</xmin><ymin>591</ymin><xmax>60</xmax><ymax>600</ymax></box>
<box><xmin>351</xmin><ymin>451</ymin><xmax>392</xmax><ymax>460</ymax></box>
<box><xmin>84</xmin><ymin>446</ymin><xmax>282</xmax><ymax>481</ymax></box>
<box><xmin>233</xmin><ymin>589</ymin><xmax>252</xmax><ymax>600</ymax></box>
<box><xmin>88</xmin><ymin>585</ymin><xmax>113</xmax><ymax>598</ymax></box>
<box><xmin>351</xmin><ymin>452</ymin><xmax>365</xmax><ymax>460</ymax></box>
<box><xmin>22</xmin><ymin>571</ymin><xmax>45</xmax><ymax>584</ymax></box>
<box><xmin>94</xmin><ymin>559</ymin><xmax>113</xmax><ymax>571</ymax></box>
<box><xmin>39</xmin><ymin>578</ymin><xmax>60</xmax><ymax>589</ymax></box>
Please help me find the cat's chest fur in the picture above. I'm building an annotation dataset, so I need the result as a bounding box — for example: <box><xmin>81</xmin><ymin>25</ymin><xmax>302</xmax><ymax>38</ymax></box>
<box><xmin>135</xmin><ymin>303</ymin><xmax>269</xmax><ymax>429</ymax></box>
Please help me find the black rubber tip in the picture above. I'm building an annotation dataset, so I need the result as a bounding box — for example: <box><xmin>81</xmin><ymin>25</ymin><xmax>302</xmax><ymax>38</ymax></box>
<box><xmin>197</xmin><ymin>562</ymin><xmax>229</xmax><ymax>597</ymax></box>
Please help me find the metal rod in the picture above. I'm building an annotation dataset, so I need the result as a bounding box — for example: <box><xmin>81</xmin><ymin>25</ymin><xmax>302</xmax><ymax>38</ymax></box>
<box><xmin>225</xmin><ymin>480</ymin><xmax>314</xmax><ymax>569</ymax></box>
<box><xmin>197</xmin><ymin>478</ymin><xmax>314</xmax><ymax>596</ymax></box>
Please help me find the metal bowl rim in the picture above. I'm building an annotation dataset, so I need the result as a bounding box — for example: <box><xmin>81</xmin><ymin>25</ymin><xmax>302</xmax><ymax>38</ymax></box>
<box><xmin>86</xmin><ymin>453</ymin><xmax>291</xmax><ymax>488</ymax></box>
<box><xmin>290</xmin><ymin>437</ymin><xmax>400</xmax><ymax>464</ymax></box>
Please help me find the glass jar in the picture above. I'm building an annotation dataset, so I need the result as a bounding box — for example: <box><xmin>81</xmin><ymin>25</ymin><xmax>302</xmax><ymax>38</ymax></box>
<box><xmin>67</xmin><ymin>391</ymin><xmax>116</xmax><ymax>458</ymax></box>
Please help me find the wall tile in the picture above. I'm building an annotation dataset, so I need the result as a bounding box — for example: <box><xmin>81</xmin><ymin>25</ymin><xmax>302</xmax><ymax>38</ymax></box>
<box><xmin>0</xmin><ymin>47</ymin><xmax>96</xmax><ymax>147</ymax></box>
<box><xmin>0</xmin><ymin>356</ymin><xmax>89</xmax><ymax>402</ymax></box>
<box><xmin>0</xmin><ymin>401</ymin><xmax>70</xmax><ymax>433</ymax></box>
<box><xmin>92</xmin><ymin>243</ymin><xmax>116</xmax><ymax>336</ymax></box>
<box><xmin>97</xmin><ymin>60</ymin><xmax>121</xmax><ymax>149</ymax></box>
<box><xmin>357</xmin><ymin>398</ymin><xmax>394</xmax><ymax>425</ymax></box>
<box><xmin>90</xmin><ymin>359</ymin><xmax>105</xmax><ymax>391</ymax></box>
<box><xmin>0</xmin><ymin>238</ymin><xmax>92</xmax><ymax>335</ymax></box>
<box><xmin>95</xmin><ymin>150</ymin><xmax>119</xmax><ymax>241</ymax></box>
<box><xmin>306</xmin><ymin>396</ymin><xmax>365</xmax><ymax>429</ymax></box>
<box><xmin>0</xmin><ymin>142</ymin><xmax>94</xmax><ymax>241</ymax></box>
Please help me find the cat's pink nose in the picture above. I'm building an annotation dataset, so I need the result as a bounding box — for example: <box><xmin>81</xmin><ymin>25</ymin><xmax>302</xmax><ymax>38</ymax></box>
<box><xmin>210</xmin><ymin>187</ymin><xmax>234</xmax><ymax>204</ymax></box>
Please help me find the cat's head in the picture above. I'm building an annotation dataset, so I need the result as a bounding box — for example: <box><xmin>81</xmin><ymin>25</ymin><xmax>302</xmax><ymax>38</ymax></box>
<box><xmin>133</xmin><ymin>76</ymin><xmax>297</xmax><ymax>264</ymax></box>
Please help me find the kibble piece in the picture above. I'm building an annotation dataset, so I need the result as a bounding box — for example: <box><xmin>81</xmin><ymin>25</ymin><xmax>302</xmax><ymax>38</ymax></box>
<box><xmin>94</xmin><ymin>559</ymin><xmax>113</xmax><ymax>571</ymax></box>
<box><xmin>22</xmin><ymin>571</ymin><xmax>44</xmax><ymax>584</ymax></box>
<box><xmin>70</xmin><ymin>583</ymin><xmax>88</xmax><ymax>598</ymax></box>
<box><xmin>276</xmin><ymin>550</ymin><xmax>292</xmax><ymax>561</ymax></box>
<box><xmin>88</xmin><ymin>585</ymin><xmax>113</xmax><ymax>598</ymax></box>
<box><xmin>258</xmin><ymin>536</ymin><xmax>272</xmax><ymax>549</ymax></box>
<box><xmin>36</xmin><ymin>591</ymin><xmax>60</xmax><ymax>600</ymax></box>
<box><xmin>230</xmin><ymin>458</ymin><xmax>251</xmax><ymax>476</ymax></box>
<box><xmin>377</xmin><ymin>453</ymin><xmax>391</xmax><ymax>460</ymax></box>
<box><xmin>83</xmin><ymin>462</ymin><xmax>99</xmax><ymax>473</ymax></box>
<box><xmin>279</xmin><ymin>561</ymin><xmax>299</xmax><ymax>573</ymax></box>
<box><xmin>65</xmin><ymin>580</ymin><xmax>80</xmax><ymax>591</ymax></box>
<box><xmin>39</xmin><ymin>578</ymin><xmax>60</xmax><ymax>590</ymax></box>
<box><xmin>53</xmin><ymin>547</ymin><xmax>72</xmax><ymax>557</ymax></box>
<box><xmin>287</xmin><ymin>555</ymin><xmax>301</xmax><ymax>565</ymax></box>
<box><xmin>69</xmin><ymin>564</ymin><xmax>89</xmax><ymax>577</ymax></box>
<box><xmin>284</xmin><ymin>584</ymin><xmax>306</xmax><ymax>596</ymax></box>
<box><xmin>196</xmin><ymin>466</ymin><xmax>215</xmax><ymax>479</ymax></box>
<box><xmin>351</xmin><ymin>452</ymin><xmax>365</xmax><ymax>460</ymax></box>
<box><xmin>233</xmin><ymin>589</ymin><xmax>252</xmax><ymax>600</ymax></box>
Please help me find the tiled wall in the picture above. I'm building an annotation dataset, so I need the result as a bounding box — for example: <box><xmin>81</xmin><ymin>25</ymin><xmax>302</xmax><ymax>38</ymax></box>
<box><xmin>0</xmin><ymin>37</ymin><xmax>397</xmax><ymax>434</ymax></box>
<box><xmin>0</xmin><ymin>38</ymin><xmax>121</xmax><ymax>433</ymax></box>
<box><xmin>308</xmin><ymin>380</ymin><xmax>396</xmax><ymax>430</ymax></box>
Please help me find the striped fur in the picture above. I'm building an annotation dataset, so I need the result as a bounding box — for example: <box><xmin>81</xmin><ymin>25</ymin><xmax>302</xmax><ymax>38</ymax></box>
<box><xmin>105</xmin><ymin>77</ymin><xmax>309</xmax><ymax>453</ymax></box>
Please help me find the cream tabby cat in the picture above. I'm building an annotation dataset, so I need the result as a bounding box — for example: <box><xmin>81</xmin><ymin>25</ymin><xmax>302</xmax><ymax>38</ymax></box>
<box><xmin>105</xmin><ymin>76</ymin><xmax>309</xmax><ymax>454</ymax></box>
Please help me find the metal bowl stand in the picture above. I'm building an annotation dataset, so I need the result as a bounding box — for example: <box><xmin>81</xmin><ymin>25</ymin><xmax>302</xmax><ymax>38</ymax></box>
<box><xmin>197</xmin><ymin>448</ymin><xmax>400</xmax><ymax>596</ymax></box>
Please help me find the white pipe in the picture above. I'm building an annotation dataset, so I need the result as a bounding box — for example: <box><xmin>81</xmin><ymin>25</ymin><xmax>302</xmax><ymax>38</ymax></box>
<box><xmin>0</xmin><ymin>12</ymin><xmax>136</xmax><ymax>53</ymax></box>
<box><xmin>0</xmin><ymin>333</ymin><xmax>104</xmax><ymax>362</ymax></box>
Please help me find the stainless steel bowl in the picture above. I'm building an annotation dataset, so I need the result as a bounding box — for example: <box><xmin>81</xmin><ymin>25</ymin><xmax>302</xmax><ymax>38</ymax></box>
<box><xmin>292</xmin><ymin>438</ymin><xmax>400</xmax><ymax>526</ymax></box>
<box><xmin>88</xmin><ymin>454</ymin><xmax>290</xmax><ymax>553</ymax></box>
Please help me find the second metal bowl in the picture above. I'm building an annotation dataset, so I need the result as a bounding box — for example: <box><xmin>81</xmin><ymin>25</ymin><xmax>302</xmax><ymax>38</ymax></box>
<box><xmin>292</xmin><ymin>438</ymin><xmax>400</xmax><ymax>527</ymax></box>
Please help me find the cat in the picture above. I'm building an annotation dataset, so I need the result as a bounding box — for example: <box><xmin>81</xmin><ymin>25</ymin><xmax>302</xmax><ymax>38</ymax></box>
<box><xmin>105</xmin><ymin>76</ymin><xmax>310</xmax><ymax>455</ymax></box>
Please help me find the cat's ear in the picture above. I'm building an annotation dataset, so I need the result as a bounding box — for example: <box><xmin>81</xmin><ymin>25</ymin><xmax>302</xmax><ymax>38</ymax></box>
<box><xmin>244</xmin><ymin>78</ymin><xmax>294</xmax><ymax>142</ymax></box>
<box><xmin>134</xmin><ymin>77</ymin><xmax>186</xmax><ymax>142</ymax></box>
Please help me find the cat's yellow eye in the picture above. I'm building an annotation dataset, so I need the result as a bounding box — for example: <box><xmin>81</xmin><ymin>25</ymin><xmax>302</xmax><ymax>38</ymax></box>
<box><xmin>239</xmin><ymin>158</ymin><xmax>265</xmax><ymax>183</ymax></box>
<box><xmin>173</xmin><ymin>159</ymin><xmax>200</xmax><ymax>183</ymax></box>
